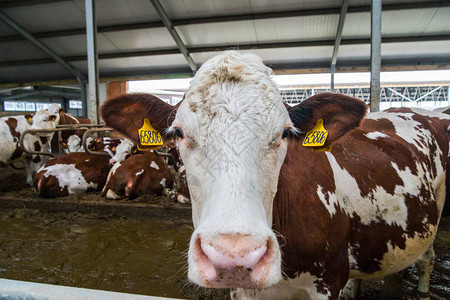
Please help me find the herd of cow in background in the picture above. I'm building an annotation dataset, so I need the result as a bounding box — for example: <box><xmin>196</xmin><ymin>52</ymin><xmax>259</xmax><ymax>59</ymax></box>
<box><xmin>0</xmin><ymin>103</ymin><xmax>190</xmax><ymax>203</ymax></box>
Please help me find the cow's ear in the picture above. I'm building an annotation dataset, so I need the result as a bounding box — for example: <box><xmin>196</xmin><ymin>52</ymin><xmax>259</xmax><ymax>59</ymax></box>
<box><xmin>59</xmin><ymin>141</ymin><xmax>67</xmax><ymax>147</ymax></box>
<box><xmin>49</xmin><ymin>115</ymin><xmax>57</xmax><ymax>122</ymax></box>
<box><xmin>288</xmin><ymin>93</ymin><xmax>367</xmax><ymax>147</ymax></box>
<box><xmin>24</xmin><ymin>114</ymin><xmax>33</xmax><ymax>124</ymax></box>
<box><xmin>100</xmin><ymin>93</ymin><xmax>177</xmax><ymax>143</ymax></box>
<box><xmin>59</xmin><ymin>108</ymin><xmax>65</xmax><ymax>114</ymax></box>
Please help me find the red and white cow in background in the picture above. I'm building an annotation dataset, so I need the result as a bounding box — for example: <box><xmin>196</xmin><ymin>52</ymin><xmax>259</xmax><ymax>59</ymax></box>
<box><xmin>34</xmin><ymin>137</ymin><xmax>130</xmax><ymax>197</ymax></box>
<box><xmin>0</xmin><ymin>109</ymin><xmax>57</xmax><ymax>185</ymax></box>
<box><xmin>60</xmin><ymin>135</ymin><xmax>92</xmax><ymax>153</ymax></box>
<box><xmin>101</xmin><ymin>52</ymin><xmax>449</xmax><ymax>300</ymax></box>
<box><xmin>102</xmin><ymin>150</ymin><xmax>173</xmax><ymax>200</ymax></box>
<box><xmin>33</xmin><ymin>152</ymin><xmax>111</xmax><ymax>198</ymax></box>
<box><xmin>107</xmin><ymin>138</ymin><xmax>134</xmax><ymax>165</ymax></box>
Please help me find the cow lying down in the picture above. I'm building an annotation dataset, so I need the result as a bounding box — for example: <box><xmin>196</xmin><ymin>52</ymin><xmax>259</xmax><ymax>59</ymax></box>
<box><xmin>34</xmin><ymin>138</ymin><xmax>134</xmax><ymax>197</ymax></box>
<box><xmin>102</xmin><ymin>150</ymin><xmax>173</xmax><ymax>200</ymax></box>
<box><xmin>101</xmin><ymin>51</ymin><xmax>449</xmax><ymax>300</ymax></box>
<box><xmin>33</xmin><ymin>152</ymin><xmax>111</xmax><ymax>197</ymax></box>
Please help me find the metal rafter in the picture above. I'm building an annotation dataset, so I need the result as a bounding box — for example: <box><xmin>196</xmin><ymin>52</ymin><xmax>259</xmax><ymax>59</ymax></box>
<box><xmin>1</xmin><ymin>56</ymin><xmax>449</xmax><ymax>87</ymax></box>
<box><xmin>1</xmin><ymin>33</ymin><xmax>448</xmax><ymax>68</ymax></box>
<box><xmin>0</xmin><ymin>10</ymin><xmax>86</xmax><ymax>81</ymax></box>
<box><xmin>330</xmin><ymin>0</ymin><xmax>349</xmax><ymax>92</ymax></box>
<box><xmin>149</xmin><ymin>0</ymin><xmax>197</xmax><ymax>74</ymax></box>
<box><xmin>0</xmin><ymin>0</ymin><xmax>70</xmax><ymax>9</ymax></box>
<box><xmin>2</xmin><ymin>1</ymin><xmax>448</xmax><ymax>43</ymax></box>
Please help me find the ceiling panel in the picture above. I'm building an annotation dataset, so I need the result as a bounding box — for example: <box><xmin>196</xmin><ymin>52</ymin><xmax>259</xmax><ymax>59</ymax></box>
<box><xmin>0</xmin><ymin>0</ymin><xmax>448</xmax><ymax>85</ymax></box>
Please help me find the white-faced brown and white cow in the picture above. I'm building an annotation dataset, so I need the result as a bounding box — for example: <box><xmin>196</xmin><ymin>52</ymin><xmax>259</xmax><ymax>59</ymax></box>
<box><xmin>102</xmin><ymin>150</ymin><xmax>173</xmax><ymax>200</ymax></box>
<box><xmin>50</xmin><ymin>107</ymin><xmax>92</xmax><ymax>153</ymax></box>
<box><xmin>0</xmin><ymin>110</ymin><xmax>57</xmax><ymax>185</ymax></box>
<box><xmin>33</xmin><ymin>152</ymin><xmax>111</xmax><ymax>197</ymax></box>
<box><xmin>100</xmin><ymin>52</ymin><xmax>449</xmax><ymax>299</ymax></box>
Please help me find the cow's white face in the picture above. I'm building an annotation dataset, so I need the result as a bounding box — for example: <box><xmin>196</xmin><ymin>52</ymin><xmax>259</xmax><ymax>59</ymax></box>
<box><xmin>171</xmin><ymin>52</ymin><xmax>292</xmax><ymax>288</ymax></box>
<box><xmin>30</xmin><ymin>110</ymin><xmax>57</xmax><ymax>133</ymax></box>
<box><xmin>67</xmin><ymin>135</ymin><xmax>82</xmax><ymax>153</ymax></box>
<box><xmin>109</xmin><ymin>138</ymin><xmax>133</xmax><ymax>165</ymax></box>
<box><xmin>47</xmin><ymin>103</ymin><xmax>61</xmax><ymax>125</ymax></box>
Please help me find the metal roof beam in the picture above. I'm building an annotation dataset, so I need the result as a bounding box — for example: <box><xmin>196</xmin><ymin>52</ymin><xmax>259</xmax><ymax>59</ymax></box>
<box><xmin>2</xmin><ymin>1</ymin><xmax>448</xmax><ymax>43</ymax></box>
<box><xmin>331</xmin><ymin>0</ymin><xmax>349</xmax><ymax>67</ymax></box>
<box><xmin>330</xmin><ymin>0</ymin><xmax>349</xmax><ymax>92</ymax></box>
<box><xmin>0</xmin><ymin>0</ymin><xmax>70</xmax><ymax>9</ymax></box>
<box><xmin>0</xmin><ymin>11</ymin><xmax>86</xmax><ymax>81</ymax></box>
<box><xmin>149</xmin><ymin>0</ymin><xmax>197</xmax><ymax>74</ymax></box>
<box><xmin>1</xmin><ymin>33</ymin><xmax>448</xmax><ymax>68</ymax></box>
<box><xmin>2</xmin><ymin>90</ymin><xmax>80</xmax><ymax>100</ymax></box>
<box><xmin>1</xmin><ymin>56</ymin><xmax>449</xmax><ymax>88</ymax></box>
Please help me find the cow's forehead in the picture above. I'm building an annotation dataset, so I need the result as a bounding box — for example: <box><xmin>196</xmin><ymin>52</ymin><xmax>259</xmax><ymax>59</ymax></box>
<box><xmin>178</xmin><ymin>51</ymin><xmax>287</xmax><ymax>135</ymax></box>
<box><xmin>33</xmin><ymin>110</ymin><xmax>50</xmax><ymax>122</ymax></box>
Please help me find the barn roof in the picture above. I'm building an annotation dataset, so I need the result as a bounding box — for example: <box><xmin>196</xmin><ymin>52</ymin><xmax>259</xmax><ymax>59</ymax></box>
<box><xmin>0</xmin><ymin>0</ymin><xmax>449</xmax><ymax>86</ymax></box>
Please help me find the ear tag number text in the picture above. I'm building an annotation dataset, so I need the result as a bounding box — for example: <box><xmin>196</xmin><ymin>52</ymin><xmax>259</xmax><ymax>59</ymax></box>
<box><xmin>302</xmin><ymin>118</ymin><xmax>328</xmax><ymax>147</ymax></box>
<box><xmin>138</xmin><ymin>118</ymin><xmax>163</xmax><ymax>151</ymax></box>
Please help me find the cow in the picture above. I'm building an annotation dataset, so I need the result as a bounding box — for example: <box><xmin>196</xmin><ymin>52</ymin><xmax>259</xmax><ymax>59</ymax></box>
<box><xmin>33</xmin><ymin>152</ymin><xmax>111</xmax><ymax>198</ymax></box>
<box><xmin>60</xmin><ymin>135</ymin><xmax>92</xmax><ymax>153</ymax></box>
<box><xmin>50</xmin><ymin>107</ymin><xmax>92</xmax><ymax>154</ymax></box>
<box><xmin>434</xmin><ymin>107</ymin><xmax>450</xmax><ymax>217</ymax></box>
<box><xmin>108</xmin><ymin>138</ymin><xmax>134</xmax><ymax>165</ymax></box>
<box><xmin>100</xmin><ymin>51</ymin><xmax>448</xmax><ymax>300</ymax></box>
<box><xmin>0</xmin><ymin>109</ymin><xmax>58</xmax><ymax>185</ymax></box>
<box><xmin>102</xmin><ymin>150</ymin><xmax>173</xmax><ymax>200</ymax></box>
<box><xmin>60</xmin><ymin>135</ymin><xmax>122</xmax><ymax>155</ymax></box>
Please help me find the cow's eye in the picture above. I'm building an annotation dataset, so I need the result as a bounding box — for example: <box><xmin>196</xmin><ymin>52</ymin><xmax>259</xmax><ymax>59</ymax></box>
<box><xmin>282</xmin><ymin>128</ymin><xmax>290</xmax><ymax>139</ymax></box>
<box><xmin>175</xmin><ymin>128</ymin><xmax>184</xmax><ymax>139</ymax></box>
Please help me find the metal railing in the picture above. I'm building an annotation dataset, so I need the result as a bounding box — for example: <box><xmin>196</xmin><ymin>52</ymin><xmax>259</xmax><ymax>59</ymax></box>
<box><xmin>20</xmin><ymin>125</ymin><xmax>179</xmax><ymax>170</ymax></box>
<box><xmin>281</xmin><ymin>85</ymin><xmax>450</xmax><ymax>108</ymax></box>
<box><xmin>82</xmin><ymin>127</ymin><xmax>115</xmax><ymax>156</ymax></box>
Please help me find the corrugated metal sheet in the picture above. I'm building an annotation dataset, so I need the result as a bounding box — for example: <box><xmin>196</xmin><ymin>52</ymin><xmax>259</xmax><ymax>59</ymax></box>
<box><xmin>0</xmin><ymin>0</ymin><xmax>448</xmax><ymax>85</ymax></box>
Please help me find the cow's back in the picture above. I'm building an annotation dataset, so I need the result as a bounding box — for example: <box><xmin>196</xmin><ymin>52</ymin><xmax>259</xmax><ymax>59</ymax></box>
<box><xmin>35</xmin><ymin>152</ymin><xmax>110</xmax><ymax>197</ymax></box>
<box><xmin>103</xmin><ymin>151</ymin><xmax>173</xmax><ymax>199</ymax></box>
<box><xmin>273</xmin><ymin>108</ymin><xmax>449</xmax><ymax>282</ymax></box>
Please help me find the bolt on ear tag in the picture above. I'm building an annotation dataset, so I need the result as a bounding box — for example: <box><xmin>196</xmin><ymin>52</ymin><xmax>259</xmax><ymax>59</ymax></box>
<box><xmin>138</xmin><ymin>118</ymin><xmax>163</xmax><ymax>151</ymax></box>
<box><xmin>302</xmin><ymin>118</ymin><xmax>328</xmax><ymax>147</ymax></box>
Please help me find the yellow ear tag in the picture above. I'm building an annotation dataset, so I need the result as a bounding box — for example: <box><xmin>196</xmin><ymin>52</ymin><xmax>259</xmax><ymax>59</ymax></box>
<box><xmin>302</xmin><ymin>118</ymin><xmax>328</xmax><ymax>147</ymax></box>
<box><xmin>137</xmin><ymin>118</ymin><xmax>163</xmax><ymax>151</ymax></box>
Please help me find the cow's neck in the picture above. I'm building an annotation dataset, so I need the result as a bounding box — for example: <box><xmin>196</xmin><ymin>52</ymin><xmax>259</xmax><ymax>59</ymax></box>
<box><xmin>272</xmin><ymin>140</ymin><xmax>350</xmax><ymax>279</ymax></box>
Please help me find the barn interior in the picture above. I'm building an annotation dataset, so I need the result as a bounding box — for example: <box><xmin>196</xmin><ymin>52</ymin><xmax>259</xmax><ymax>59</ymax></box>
<box><xmin>0</xmin><ymin>1</ymin><xmax>449</xmax><ymax>299</ymax></box>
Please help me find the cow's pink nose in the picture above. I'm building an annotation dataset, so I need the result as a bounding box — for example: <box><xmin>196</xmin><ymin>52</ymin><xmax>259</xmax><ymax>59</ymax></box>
<box><xmin>109</xmin><ymin>159</ymin><xmax>116</xmax><ymax>165</ymax></box>
<box><xmin>194</xmin><ymin>234</ymin><xmax>273</xmax><ymax>288</ymax></box>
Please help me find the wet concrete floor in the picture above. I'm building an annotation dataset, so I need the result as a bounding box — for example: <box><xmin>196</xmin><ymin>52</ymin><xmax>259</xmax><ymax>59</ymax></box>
<box><xmin>0</xmin><ymin>209</ymin><xmax>228</xmax><ymax>299</ymax></box>
<box><xmin>0</xmin><ymin>208</ymin><xmax>448</xmax><ymax>300</ymax></box>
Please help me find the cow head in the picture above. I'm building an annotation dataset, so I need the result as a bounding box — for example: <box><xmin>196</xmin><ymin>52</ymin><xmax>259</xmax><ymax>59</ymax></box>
<box><xmin>47</xmin><ymin>103</ymin><xmax>62</xmax><ymax>125</ymax></box>
<box><xmin>108</xmin><ymin>138</ymin><xmax>134</xmax><ymax>165</ymax></box>
<box><xmin>60</xmin><ymin>135</ymin><xmax>83</xmax><ymax>153</ymax></box>
<box><xmin>101</xmin><ymin>51</ymin><xmax>367</xmax><ymax>289</ymax></box>
<box><xmin>27</xmin><ymin>109</ymin><xmax>58</xmax><ymax>132</ymax></box>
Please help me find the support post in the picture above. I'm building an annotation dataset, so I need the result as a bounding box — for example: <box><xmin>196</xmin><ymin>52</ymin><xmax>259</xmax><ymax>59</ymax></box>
<box><xmin>85</xmin><ymin>0</ymin><xmax>100</xmax><ymax>123</ymax></box>
<box><xmin>330</xmin><ymin>65</ymin><xmax>336</xmax><ymax>92</ymax></box>
<box><xmin>370</xmin><ymin>0</ymin><xmax>382</xmax><ymax>112</ymax></box>
<box><xmin>79</xmin><ymin>79</ymin><xmax>88</xmax><ymax>118</ymax></box>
